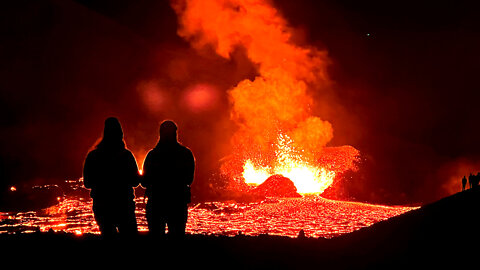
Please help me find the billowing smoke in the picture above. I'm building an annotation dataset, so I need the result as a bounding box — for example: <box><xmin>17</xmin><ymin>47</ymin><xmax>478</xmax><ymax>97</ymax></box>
<box><xmin>171</xmin><ymin>0</ymin><xmax>359</xmax><ymax>194</ymax></box>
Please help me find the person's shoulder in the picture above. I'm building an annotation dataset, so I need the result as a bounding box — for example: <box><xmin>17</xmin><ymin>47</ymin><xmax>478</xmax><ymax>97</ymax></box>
<box><xmin>178</xmin><ymin>143</ymin><xmax>192</xmax><ymax>153</ymax></box>
<box><xmin>146</xmin><ymin>147</ymin><xmax>159</xmax><ymax>156</ymax></box>
<box><xmin>123</xmin><ymin>148</ymin><xmax>134</xmax><ymax>154</ymax></box>
<box><xmin>86</xmin><ymin>149</ymin><xmax>99</xmax><ymax>158</ymax></box>
<box><xmin>122</xmin><ymin>148</ymin><xmax>137</xmax><ymax>158</ymax></box>
<box><xmin>144</xmin><ymin>147</ymin><xmax>160</xmax><ymax>161</ymax></box>
<box><xmin>178</xmin><ymin>144</ymin><xmax>194</xmax><ymax>159</ymax></box>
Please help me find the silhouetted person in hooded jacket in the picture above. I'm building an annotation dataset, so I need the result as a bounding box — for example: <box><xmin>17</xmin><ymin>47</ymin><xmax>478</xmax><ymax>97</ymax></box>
<box><xmin>83</xmin><ymin>117</ymin><xmax>140</xmax><ymax>237</ymax></box>
<box><xmin>141</xmin><ymin>120</ymin><xmax>195</xmax><ymax>239</ymax></box>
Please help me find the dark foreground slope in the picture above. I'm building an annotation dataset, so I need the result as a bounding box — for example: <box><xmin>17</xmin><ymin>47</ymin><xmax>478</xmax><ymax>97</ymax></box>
<box><xmin>2</xmin><ymin>190</ymin><xmax>479</xmax><ymax>269</ymax></box>
<box><xmin>335</xmin><ymin>188</ymin><xmax>480</xmax><ymax>268</ymax></box>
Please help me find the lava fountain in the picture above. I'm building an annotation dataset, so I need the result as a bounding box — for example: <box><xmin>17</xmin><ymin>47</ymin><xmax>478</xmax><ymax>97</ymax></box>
<box><xmin>242</xmin><ymin>134</ymin><xmax>337</xmax><ymax>194</ymax></box>
<box><xmin>172</xmin><ymin>0</ymin><xmax>359</xmax><ymax>195</ymax></box>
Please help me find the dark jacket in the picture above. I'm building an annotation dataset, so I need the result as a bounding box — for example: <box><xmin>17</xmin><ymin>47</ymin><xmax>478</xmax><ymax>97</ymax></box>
<box><xmin>83</xmin><ymin>146</ymin><xmax>139</xmax><ymax>203</ymax></box>
<box><xmin>141</xmin><ymin>141</ymin><xmax>195</xmax><ymax>204</ymax></box>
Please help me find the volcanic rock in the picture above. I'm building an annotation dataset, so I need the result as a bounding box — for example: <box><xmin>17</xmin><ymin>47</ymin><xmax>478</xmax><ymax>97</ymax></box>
<box><xmin>253</xmin><ymin>175</ymin><xmax>301</xmax><ymax>198</ymax></box>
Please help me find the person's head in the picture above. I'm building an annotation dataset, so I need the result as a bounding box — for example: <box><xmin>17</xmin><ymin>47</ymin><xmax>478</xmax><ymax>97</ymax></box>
<box><xmin>97</xmin><ymin>117</ymin><xmax>125</xmax><ymax>149</ymax></box>
<box><xmin>159</xmin><ymin>120</ymin><xmax>178</xmax><ymax>142</ymax></box>
<box><xmin>103</xmin><ymin>117</ymin><xmax>123</xmax><ymax>140</ymax></box>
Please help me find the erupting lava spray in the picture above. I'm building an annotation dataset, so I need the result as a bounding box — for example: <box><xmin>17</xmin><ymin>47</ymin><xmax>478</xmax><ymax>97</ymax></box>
<box><xmin>172</xmin><ymin>0</ymin><xmax>359</xmax><ymax>194</ymax></box>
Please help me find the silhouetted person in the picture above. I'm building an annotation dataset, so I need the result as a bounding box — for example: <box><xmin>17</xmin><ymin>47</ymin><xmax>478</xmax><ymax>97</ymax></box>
<box><xmin>469</xmin><ymin>173</ymin><xmax>474</xmax><ymax>189</ymax></box>
<box><xmin>141</xmin><ymin>120</ymin><xmax>195</xmax><ymax>239</ymax></box>
<box><xmin>474</xmin><ymin>173</ymin><xmax>480</xmax><ymax>189</ymax></box>
<box><xmin>83</xmin><ymin>117</ymin><xmax>140</xmax><ymax>237</ymax></box>
<box><xmin>462</xmin><ymin>176</ymin><xmax>467</xmax><ymax>191</ymax></box>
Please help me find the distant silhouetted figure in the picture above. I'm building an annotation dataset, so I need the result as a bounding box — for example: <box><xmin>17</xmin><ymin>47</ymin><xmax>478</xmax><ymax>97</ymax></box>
<box><xmin>141</xmin><ymin>120</ymin><xmax>195</xmax><ymax>239</ymax></box>
<box><xmin>462</xmin><ymin>176</ymin><xmax>467</xmax><ymax>191</ymax></box>
<box><xmin>83</xmin><ymin>117</ymin><xmax>140</xmax><ymax>237</ymax></box>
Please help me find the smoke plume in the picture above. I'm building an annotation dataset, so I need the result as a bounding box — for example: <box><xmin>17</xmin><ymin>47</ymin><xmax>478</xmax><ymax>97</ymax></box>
<box><xmin>172</xmin><ymin>0</ymin><xmax>358</xmax><ymax>194</ymax></box>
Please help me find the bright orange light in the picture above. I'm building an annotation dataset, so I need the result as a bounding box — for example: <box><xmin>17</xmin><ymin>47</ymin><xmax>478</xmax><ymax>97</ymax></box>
<box><xmin>10</xmin><ymin>186</ymin><xmax>16</xmax><ymax>192</ymax></box>
<box><xmin>242</xmin><ymin>134</ymin><xmax>336</xmax><ymax>194</ymax></box>
<box><xmin>138</xmin><ymin>169</ymin><xmax>143</xmax><ymax>176</ymax></box>
<box><xmin>242</xmin><ymin>159</ymin><xmax>270</xmax><ymax>185</ymax></box>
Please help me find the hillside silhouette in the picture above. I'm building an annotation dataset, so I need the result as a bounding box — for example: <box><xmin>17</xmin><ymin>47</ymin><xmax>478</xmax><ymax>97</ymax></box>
<box><xmin>331</xmin><ymin>188</ymin><xmax>480</xmax><ymax>268</ymax></box>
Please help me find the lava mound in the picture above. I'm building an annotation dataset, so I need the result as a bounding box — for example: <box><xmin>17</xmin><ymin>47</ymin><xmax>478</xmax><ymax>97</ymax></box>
<box><xmin>254</xmin><ymin>175</ymin><xmax>301</xmax><ymax>198</ymax></box>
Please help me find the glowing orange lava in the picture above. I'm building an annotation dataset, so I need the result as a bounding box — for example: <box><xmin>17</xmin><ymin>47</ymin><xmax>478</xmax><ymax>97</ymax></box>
<box><xmin>0</xmin><ymin>179</ymin><xmax>419</xmax><ymax>238</ymax></box>
<box><xmin>242</xmin><ymin>134</ymin><xmax>336</xmax><ymax>194</ymax></box>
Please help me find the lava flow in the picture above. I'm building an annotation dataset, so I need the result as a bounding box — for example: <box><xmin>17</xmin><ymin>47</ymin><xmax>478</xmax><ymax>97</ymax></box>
<box><xmin>0</xmin><ymin>179</ymin><xmax>418</xmax><ymax>238</ymax></box>
<box><xmin>173</xmin><ymin>0</ymin><xmax>359</xmax><ymax>194</ymax></box>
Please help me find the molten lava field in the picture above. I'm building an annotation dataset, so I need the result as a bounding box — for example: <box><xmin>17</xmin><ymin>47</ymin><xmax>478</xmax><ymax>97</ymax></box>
<box><xmin>0</xmin><ymin>180</ymin><xmax>417</xmax><ymax>238</ymax></box>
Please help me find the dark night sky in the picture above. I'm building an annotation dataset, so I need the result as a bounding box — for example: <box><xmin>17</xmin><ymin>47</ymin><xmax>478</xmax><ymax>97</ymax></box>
<box><xmin>1</xmin><ymin>0</ymin><xmax>479</xmax><ymax>204</ymax></box>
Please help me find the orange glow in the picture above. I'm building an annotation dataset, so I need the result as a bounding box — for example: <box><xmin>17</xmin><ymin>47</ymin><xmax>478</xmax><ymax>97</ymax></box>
<box><xmin>135</xmin><ymin>152</ymin><xmax>148</xmax><ymax>176</ymax></box>
<box><xmin>10</xmin><ymin>186</ymin><xmax>16</xmax><ymax>192</ymax></box>
<box><xmin>0</xmin><ymin>179</ymin><xmax>419</xmax><ymax>238</ymax></box>
<box><xmin>242</xmin><ymin>159</ymin><xmax>270</xmax><ymax>185</ymax></box>
<box><xmin>137</xmin><ymin>80</ymin><xmax>169</xmax><ymax>115</ymax></box>
<box><xmin>183</xmin><ymin>84</ymin><xmax>219</xmax><ymax>112</ymax></box>
<box><xmin>242</xmin><ymin>134</ymin><xmax>336</xmax><ymax>194</ymax></box>
<box><xmin>173</xmin><ymin>0</ymin><xmax>358</xmax><ymax>194</ymax></box>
